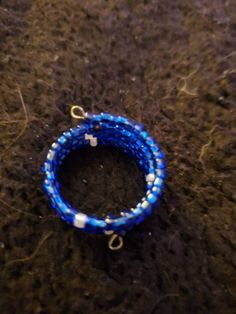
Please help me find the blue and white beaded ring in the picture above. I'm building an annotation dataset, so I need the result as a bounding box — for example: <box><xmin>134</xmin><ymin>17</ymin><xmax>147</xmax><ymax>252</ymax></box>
<box><xmin>42</xmin><ymin>105</ymin><xmax>166</xmax><ymax>250</ymax></box>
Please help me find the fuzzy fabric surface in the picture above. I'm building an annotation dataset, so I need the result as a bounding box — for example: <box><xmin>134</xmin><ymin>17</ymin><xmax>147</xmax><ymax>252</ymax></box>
<box><xmin>0</xmin><ymin>1</ymin><xmax>235</xmax><ymax>313</ymax></box>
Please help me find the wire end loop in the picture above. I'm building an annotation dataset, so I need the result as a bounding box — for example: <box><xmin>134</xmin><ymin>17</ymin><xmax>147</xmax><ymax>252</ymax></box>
<box><xmin>70</xmin><ymin>105</ymin><xmax>87</xmax><ymax>120</ymax></box>
<box><xmin>108</xmin><ymin>234</ymin><xmax>123</xmax><ymax>251</ymax></box>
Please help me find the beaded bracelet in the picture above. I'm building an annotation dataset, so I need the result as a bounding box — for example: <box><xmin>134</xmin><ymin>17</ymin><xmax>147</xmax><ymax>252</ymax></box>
<box><xmin>42</xmin><ymin>106</ymin><xmax>166</xmax><ymax>250</ymax></box>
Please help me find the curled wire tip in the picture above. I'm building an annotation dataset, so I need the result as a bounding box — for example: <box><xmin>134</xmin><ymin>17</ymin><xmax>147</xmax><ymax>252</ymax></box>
<box><xmin>70</xmin><ymin>105</ymin><xmax>86</xmax><ymax>120</ymax></box>
<box><xmin>108</xmin><ymin>234</ymin><xmax>123</xmax><ymax>251</ymax></box>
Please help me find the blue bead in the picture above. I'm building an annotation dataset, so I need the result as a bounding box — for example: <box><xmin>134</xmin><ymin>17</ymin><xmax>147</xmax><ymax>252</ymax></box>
<box><xmin>152</xmin><ymin>145</ymin><xmax>159</xmax><ymax>152</ymax></box>
<box><xmin>117</xmin><ymin>116</ymin><xmax>128</xmax><ymax>124</ymax></box>
<box><xmin>141</xmin><ymin>131</ymin><xmax>148</xmax><ymax>139</ymax></box>
<box><xmin>147</xmin><ymin>194</ymin><xmax>157</xmax><ymax>204</ymax></box>
<box><xmin>58</xmin><ymin>136</ymin><xmax>67</xmax><ymax>145</ymax></box>
<box><xmin>156</xmin><ymin>160</ymin><xmax>165</xmax><ymax>169</ymax></box>
<box><xmin>100</xmin><ymin>113</ymin><xmax>114</xmax><ymax>120</ymax></box>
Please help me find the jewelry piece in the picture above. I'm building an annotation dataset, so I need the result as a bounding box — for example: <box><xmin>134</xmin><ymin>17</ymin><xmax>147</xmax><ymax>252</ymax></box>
<box><xmin>42</xmin><ymin>105</ymin><xmax>166</xmax><ymax>250</ymax></box>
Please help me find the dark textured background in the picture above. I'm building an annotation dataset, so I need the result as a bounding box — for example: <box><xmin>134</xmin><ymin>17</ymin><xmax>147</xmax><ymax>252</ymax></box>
<box><xmin>0</xmin><ymin>1</ymin><xmax>236</xmax><ymax>313</ymax></box>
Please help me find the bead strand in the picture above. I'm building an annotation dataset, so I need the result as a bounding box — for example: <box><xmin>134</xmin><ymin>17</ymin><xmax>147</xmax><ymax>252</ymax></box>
<box><xmin>43</xmin><ymin>111</ymin><xmax>166</xmax><ymax>239</ymax></box>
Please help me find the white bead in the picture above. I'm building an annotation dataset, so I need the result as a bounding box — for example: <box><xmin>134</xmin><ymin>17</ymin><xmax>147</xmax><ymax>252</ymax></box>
<box><xmin>141</xmin><ymin>200</ymin><xmax>149</xmax><ymax>209</ymax></box>
<box><xmin>47</xmin><ymin>150</ymin><xmax>55</xmax><ymax>161</ymax></box>
<box><xmin>152</xmin><ymin>186</ymin><xmax>159</xmax><ymax>192</ymax></box>
<box><xmin>146</xmin><ymin>173</ymin><xmax>155</xmax><ymax>182</ymax></box>
<box><xmin>52</xmin><ymin>142</ymin><xmax>58</xmax><ymax>149</ymax></box>
<box><xmin>132</xmin><ymin>207</ymin><xmax>142</xmax><ymax>215</ymax></box>
<box><xmin>73</xmin><ymin>213</ymin><xmax>87</xmax><ymax>229</ymax></box>
<box><xmin>85</xmin><ymin>134</ymin><xmax>98</xmax><ymax>147</ymax></box>
<box><xmin>105</xmin><ymin>217</ymin><xmax>112</xmax><ymax>224</ymax></box>
<box><xmin>90</xmin><ymin>137</ymin><xmax>97</xmax><ymax>147</ymax></box>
